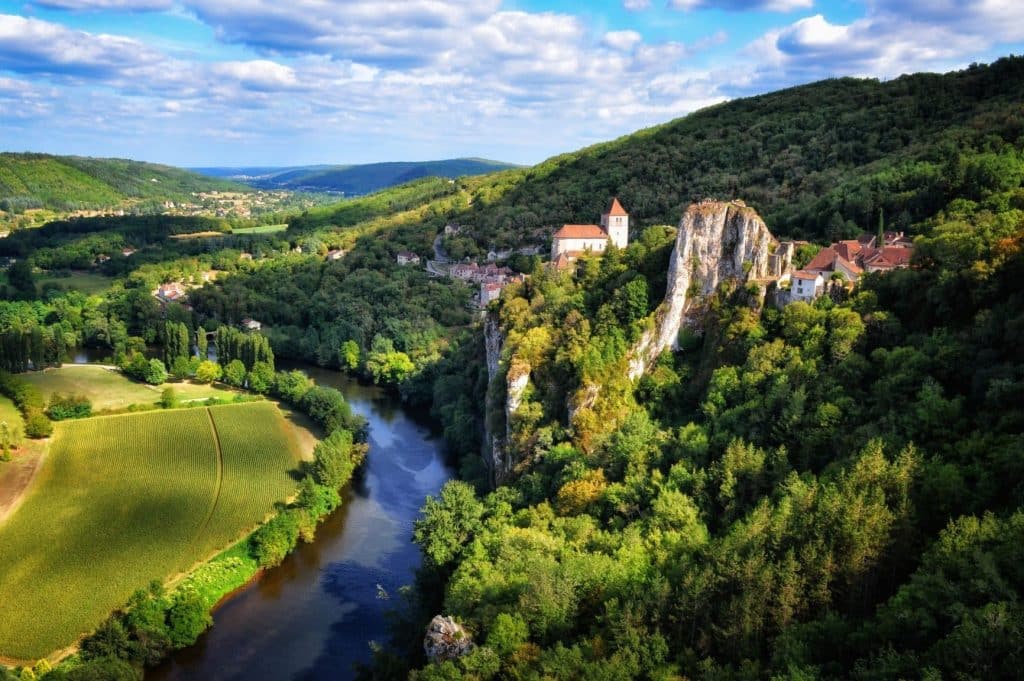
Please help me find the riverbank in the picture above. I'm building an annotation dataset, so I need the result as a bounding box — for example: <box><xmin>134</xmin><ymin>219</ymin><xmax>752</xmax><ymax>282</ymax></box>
<box><xmin>0</xmin><ymin>362</ymin><xmax>366</xmax><ymax>675</ymax></box>
<box><xmin>151</xmin><ymin>365</ymin><xmax>454</xmax><ymax>681</ymax></box>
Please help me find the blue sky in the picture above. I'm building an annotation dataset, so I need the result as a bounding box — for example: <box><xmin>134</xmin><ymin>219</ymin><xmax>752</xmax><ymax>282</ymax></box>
<box><xmin>0</xmin><ymin>1</ymin><xmax>1021</xmax><ymax>167</ymax></box>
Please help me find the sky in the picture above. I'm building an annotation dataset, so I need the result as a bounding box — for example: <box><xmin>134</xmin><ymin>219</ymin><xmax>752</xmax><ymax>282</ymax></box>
<box><xmin>0</xmin><ymin>1</ymin><xmax>1021</xmax><ymax>167</ymax></box>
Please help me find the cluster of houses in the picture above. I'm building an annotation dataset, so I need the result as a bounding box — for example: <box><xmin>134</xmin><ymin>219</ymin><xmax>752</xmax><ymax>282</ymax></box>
<box><xmin>448</xmin><ymin>261</ymin><xmax>525</xmax><ymax>306</ymax></box>
<box><xmin>782</xmin><ymin>231</ymin><xmax>915</xmax><ymax>302</ymax></box>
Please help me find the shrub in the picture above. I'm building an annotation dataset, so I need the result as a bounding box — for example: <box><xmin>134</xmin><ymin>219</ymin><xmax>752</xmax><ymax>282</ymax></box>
<box><xmin>24</xmin><ymin>409</ymin><xmax>53</xmax><ymax>439</ymax></box>
<box><xmin>166</xmin><ymin>593</ymin><xmax>212</xmax><ymax>649</ymax></box>
<box><xmin>250</xmin><ymin>510</ymin><xmax>301</xmax><ymax>568</ymax></box>
<box><xmin>46</xmin><ymin>393</ymin><xmax>92</xmax><ymax>420</ymax></box>
<box><xmin>159</xmin><ymin>387</ymin><xmax>177</xmax><ymax>409</ymax></box>
<box><xmin>143</xmin><ymin>359</ymin><xmax>168</xmax><ymax>386</ymax></box>
<box><xmin>295</xmin><ymin>476</ymin><xmax>341</xmax><ymax>518</ymax></box>
<box><xmin>194</xmin><ymin>360</ymin><xmax>222</xmax><ymax>384</ymax></box>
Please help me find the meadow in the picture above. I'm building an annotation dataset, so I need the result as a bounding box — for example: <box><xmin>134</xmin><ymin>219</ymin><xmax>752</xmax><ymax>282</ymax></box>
<box><xmin>231</xmin><ymin>223</ymin><xmax>287</xmax><ymax>235</ymax></box>
<box><xmin>23</xmin><ymin>365</ymin><xmax>237</xmax><ymax>411</ymax></box>
<box><xmin>0</xmin><ymin>401</ymin><xmax>307</xmax><ymax>660</ymax></box>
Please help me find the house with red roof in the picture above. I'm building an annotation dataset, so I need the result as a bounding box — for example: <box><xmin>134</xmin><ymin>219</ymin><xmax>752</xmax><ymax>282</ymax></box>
<box><xmin>804</xmin><ymin>246</ymin><xmax>864</xmax><ymax>283</ymax></box>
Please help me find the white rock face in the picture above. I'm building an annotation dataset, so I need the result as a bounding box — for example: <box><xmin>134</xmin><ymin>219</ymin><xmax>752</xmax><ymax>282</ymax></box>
<box><xmin>482</xmin><ymin>312</ymin><xmax>525</xmax><ymax>485</ymax></box>
<box><xmin>424</xmin><ymin>615</ymin><xmax>474</xmax><ymax>663</ymax></box>
<box><xmin>628</xmin><ymin>201</ymin><xmax>780</xmax><ymax>379</ymax></box>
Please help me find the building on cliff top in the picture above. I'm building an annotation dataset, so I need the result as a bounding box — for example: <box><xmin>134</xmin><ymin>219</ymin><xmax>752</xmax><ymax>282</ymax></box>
<box><xmin>551</xmin><ymin>198</ymin><xmax>629</xmax><ymax>260</ymax></box>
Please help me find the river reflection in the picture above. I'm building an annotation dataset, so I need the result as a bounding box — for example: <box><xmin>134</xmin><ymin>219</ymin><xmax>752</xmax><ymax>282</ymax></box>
<box><xmin>150</xmin><ymin>365</ymin><xmax>454</xmax><ymax>681</ymax></box>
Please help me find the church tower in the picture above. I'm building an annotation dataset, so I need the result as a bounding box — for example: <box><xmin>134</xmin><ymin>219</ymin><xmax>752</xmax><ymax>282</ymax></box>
<box><xmin>601</xmin><ymin>198</ymin><xmax>629</xmax><ymax>249</ymax></box>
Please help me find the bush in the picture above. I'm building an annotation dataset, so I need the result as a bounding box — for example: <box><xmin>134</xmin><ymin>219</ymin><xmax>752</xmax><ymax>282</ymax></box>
<box><xmin>166</xmin><ymin>593</ymin><xmax>212</xmax><ymax>649</ymax></box>
<box><xmin>46</xmin><ymin>393</ymin><xmax>92</xmax><ymax>420</ymax></box>
<box><xmin>250</xmin><ymin>510</ymin><xmax>301</xmax><ymax>568</ymax></box>
<box><xmin>24</xmin><ymin>409</ymin><xmax>53</xmax><ymax>439</ymax></box>
<box><xmin>194</xmin><ymin>360</ymin><xmax>222</xmax><ymax>384</ymax></box>
<box><xmin>143</xmin><ymin>359</ymin><xmax>168</xmax><ymax>386</ymax></box>
<box><xmin>295</xmin><ymin>476</ymin><xmax>341</xmax><ymax>518</ymax></box>
<box><xmin>300</xmin><ymin>386</ymin><xmax>362</xmax><ymax>436</ymax></box>
<box><xmin>222</xmin><ymin>359</ymin><xmax>246</xmax><ymax>388</ymax></box>
<box><xmin>159</xmin><ymin>387</ymin><xmax>177</xmax><ymax>409</ymax></box>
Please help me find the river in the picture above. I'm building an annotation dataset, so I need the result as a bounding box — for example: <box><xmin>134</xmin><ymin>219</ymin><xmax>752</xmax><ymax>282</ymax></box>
<box><xmin>149</xmin><ymin>365</ymin><xmax>455</xmax><ymax>681</ymax></box>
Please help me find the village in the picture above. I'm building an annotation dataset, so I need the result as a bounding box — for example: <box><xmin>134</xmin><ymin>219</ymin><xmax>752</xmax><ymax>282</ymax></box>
<box><xmin>421</xmin><ymin>197</ymin><xmax>914</xmax><ymax>309</ymax></box>
<box><xmin>145</xmin><ymin>197</ymin><xmax>914</xmax><ymax>324</ymax></box>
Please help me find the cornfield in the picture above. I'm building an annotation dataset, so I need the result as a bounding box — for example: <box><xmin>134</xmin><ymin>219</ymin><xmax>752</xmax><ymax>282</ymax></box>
<box><xmin>0</xmin><ymin>402</ymin><xmax>305</xmax><ymax>660</ymax></box>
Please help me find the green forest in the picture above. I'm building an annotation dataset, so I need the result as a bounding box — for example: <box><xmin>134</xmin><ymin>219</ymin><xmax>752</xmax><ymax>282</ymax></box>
<box><xmin>1</xmin><ymin>57</ymin><xmax>1023</xmax><ymax>681</ymax></box>
<box><xmin>0</xmin><ymin>153</ymin><xmax>246</xmax><ymax>213</ymax></box>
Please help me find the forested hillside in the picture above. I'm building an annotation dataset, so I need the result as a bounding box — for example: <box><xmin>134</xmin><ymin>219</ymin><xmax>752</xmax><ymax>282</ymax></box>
<box><xmin>348</xmin><ymin>58</ymin><xmax>1024</xmax><ymax>681</ymax></box>
<box><xmin>198</xmin><ymin>158</ymin><xmax>517</xmax><ymax>195</ymax></box>
<box><xmin>0</xmin><ymin>153</ymin><xmax>246</xmax><ymax>212</ymax></box>
<box><xmin>436</xmin><ymin>57</ymin><xmax>1024</xmax><ymax>248</ymax></box>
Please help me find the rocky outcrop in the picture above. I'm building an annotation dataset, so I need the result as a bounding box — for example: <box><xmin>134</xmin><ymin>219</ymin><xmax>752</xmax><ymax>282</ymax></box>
<box><xmin>482</xmin><ymin>313</ymin><xmax>525</xmax><ymax>485</ymax></box>
<box><xmin>424</xmin><ymin>615</ymin><xmax>474</xmax><ymax>663</ymax></box>
<box><xmin>628</xmin><ymin>200</ymin><xmax>782</xmax><ymax>379</ymax></box>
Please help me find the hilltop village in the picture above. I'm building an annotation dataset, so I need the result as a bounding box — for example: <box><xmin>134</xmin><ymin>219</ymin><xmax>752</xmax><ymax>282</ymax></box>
<box><xmin>426</xmin><ymin>197</ymin><xmax>914</xmax><ymax>308</ymax></box>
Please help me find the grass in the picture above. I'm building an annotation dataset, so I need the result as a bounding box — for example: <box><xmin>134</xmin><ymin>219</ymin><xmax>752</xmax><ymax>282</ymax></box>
<box><xmin>36</xmin><ymin>271</ymin><xmax>114</xmax><ymax>296</ymax></box>
<box><xmin>0</xmin><ymin>401</ymin><xmax>308</xmax><ymax>660</ymax></box>
<box><xmin>22</xmin><ymin>365</ymin><xmax>236</xmax><ymax>411</ymax></box>
<box><xmin>0</xmin><ymin>395</ymin><xmax>23</xmax><ymax>435</ymax></box>
<box><xmin>232</xmin><ymin>223</ymin><xmax>287</xmax><ymax>235</ymax></box>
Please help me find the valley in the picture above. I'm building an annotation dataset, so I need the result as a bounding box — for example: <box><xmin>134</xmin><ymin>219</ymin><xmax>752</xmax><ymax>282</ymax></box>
<box><xmin>0</xmin><ymin>54</ymin><xmax>1023</xmax><ymax>681</ymax></box>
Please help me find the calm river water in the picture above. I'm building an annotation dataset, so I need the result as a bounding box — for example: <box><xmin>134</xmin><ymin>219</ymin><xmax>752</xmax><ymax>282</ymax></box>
<box><xmin>148</xmin><ymin>365</ymin><xmax>455</xmax><ymax>681</ymax></box>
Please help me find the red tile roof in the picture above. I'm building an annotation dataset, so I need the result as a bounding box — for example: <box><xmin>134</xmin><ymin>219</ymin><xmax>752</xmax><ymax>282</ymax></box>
<box><xmin>804</xmin><ymin>247</ymin><xmax>838</xmax><ymax>272</ymax></box>
<box><xmin>792</xmin><ymin>270</ymin><xmax>821</xmax><ymax>281</ymax></box>
<box><xmin>553</xmin><ymin>224</ymin><xmax>607</xmax><ymax>239</ymax></box>
<box><xmin>606</xmin><ymin>198</ymin><xmax>628</xmax><ymax>216</ymax></box>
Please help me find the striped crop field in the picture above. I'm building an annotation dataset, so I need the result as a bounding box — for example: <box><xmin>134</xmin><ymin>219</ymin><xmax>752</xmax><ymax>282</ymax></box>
<box><xmin>0</xmin><ymin>402</ymin><xmax>308</xmax><ymax>661</ymax></box>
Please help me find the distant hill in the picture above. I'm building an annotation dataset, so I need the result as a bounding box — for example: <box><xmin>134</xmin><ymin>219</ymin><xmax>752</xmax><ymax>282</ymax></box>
<box><xmin>0</xmin><ymin>153</ymin><xmax>248</xmax><ymax>212</ymax></box>
<box><xmin>195</xmin><ymin>158</ymin><xmax>519</xmax><ymax>195</ymax></box>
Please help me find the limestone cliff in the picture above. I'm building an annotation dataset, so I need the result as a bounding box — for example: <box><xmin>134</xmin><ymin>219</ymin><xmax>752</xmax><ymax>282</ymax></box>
<box><xmin>628</xmin><ymin>200</ymin><xmax>782</xmax><ymax>379</ymax></box>
<box><xmin>482</xmin><ymin>312</ymin><xmax>525</xmax><ymax>485</ymax></box>
<box><xmin>482</xmin><ymin>200</ymin><xmax>785</xmax><ymax>484</ymax></box>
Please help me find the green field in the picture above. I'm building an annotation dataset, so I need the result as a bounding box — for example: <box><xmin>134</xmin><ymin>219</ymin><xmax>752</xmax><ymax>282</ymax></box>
<box><xmin>36</xmin><ymin>271</ymin><xmax>114</xmax><ymax>296</ymax></box>
<box><xmin>0</xmin><ymin>395</ymin><xmax>23</xmax><ymax>434</ymax></box>
<box><xmin>0</xmin><ymin>401</ymin><xmax>307</xmax><ymax>660</ymax></box>
<box><xmin>231</xmin><ymin>223</ymin><xmax>287</xmax><ymax>235</ymax></box>
<box><xmin>23</xmin><ymin>365</ymin><xmax>237</xmax><ymax>411</ymax></box>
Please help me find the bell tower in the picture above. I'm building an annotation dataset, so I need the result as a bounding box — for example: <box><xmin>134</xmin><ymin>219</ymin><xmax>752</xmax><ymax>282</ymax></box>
<box><xmin>601</xmin><ymin>197</ymin><xmax>629</xmax><ymax>249</ymax></box>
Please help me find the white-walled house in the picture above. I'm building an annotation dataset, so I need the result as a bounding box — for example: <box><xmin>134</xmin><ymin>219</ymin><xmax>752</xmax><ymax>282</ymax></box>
<box><xmin>550</xmin><ymin>224</ymin><xmax>610</xmax><ymax>258</ymax></box>
<box><xmin>790</xmin><ymin>270</ymin><xmax>824</xmax><ymax>301</ymax></box>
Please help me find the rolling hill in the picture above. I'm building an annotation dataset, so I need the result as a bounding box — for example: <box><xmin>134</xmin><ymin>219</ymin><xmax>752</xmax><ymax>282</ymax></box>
<box><xmin>195</xmin><ymin>157</ymin><xmax>518</xmax><ymax>195</ymax></box>
<box><xmin>0</xmin><ymin>152</ymin><xmax>248</xmax><ymax>212</ymax></box>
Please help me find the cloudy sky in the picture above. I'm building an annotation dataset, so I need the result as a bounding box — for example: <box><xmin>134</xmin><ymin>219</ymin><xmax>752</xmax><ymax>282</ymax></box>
<box><xmin>0</xmin><ymin>1</ymin><xmax>1021</xmax><ymax>167</ymax></box>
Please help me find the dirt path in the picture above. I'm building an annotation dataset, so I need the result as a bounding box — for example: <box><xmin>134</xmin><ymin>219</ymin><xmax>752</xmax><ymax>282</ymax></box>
<box><xmin>193</xmin><ymin>408</ymin><xmax>225</xmax><ymax>541</ymax></box>
<box><xmin>0</xmin><ymin>442</ymin><xmax>47</xmax><ymax>527</ymax></box>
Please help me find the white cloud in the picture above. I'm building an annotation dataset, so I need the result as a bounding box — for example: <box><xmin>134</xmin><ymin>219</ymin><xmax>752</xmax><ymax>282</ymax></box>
<box><xmin>211</xmin><ymin>60</ymin><xmax>299</xmax><ymax>91</ymax></box>
<box><xmin>744</xmin><ymin>9</ymin><xmax>991</xmax><ymax>87</ymax></box>
<box><xmin>182</xmin><ymin>0</ymin><xmax>503</xmax><ymax>65</ymax></box>
<box><xmin>603</xmin><ymin>30</ymin><xmax>644</xmax><ymax>52</ymax></box>
<box><xmin>0</xmin><ymin>14</ymin><xmax>162</xmax><ymax>78</ymax></box>
<box><xmin>623</xmin><ymin>0</ymin><xmax>652</xmax><ymax>9</ymax></box>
